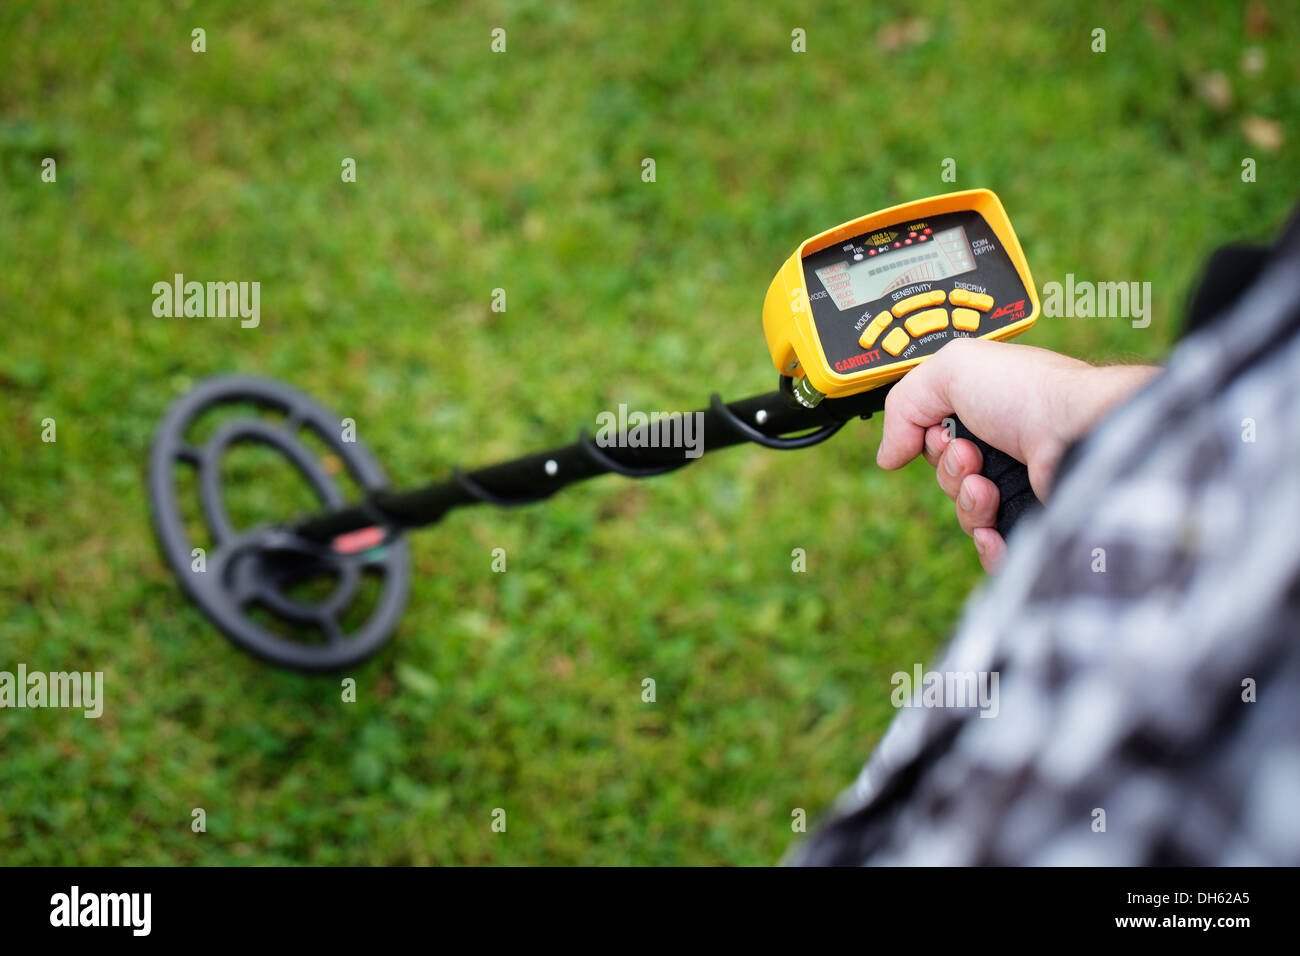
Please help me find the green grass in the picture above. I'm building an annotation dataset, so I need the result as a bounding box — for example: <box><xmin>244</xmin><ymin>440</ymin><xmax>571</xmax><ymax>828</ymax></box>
<box><xmin>1</xmin><ymin>0</ymin><xmax>1296</xmax><ymax>864</ymax></box>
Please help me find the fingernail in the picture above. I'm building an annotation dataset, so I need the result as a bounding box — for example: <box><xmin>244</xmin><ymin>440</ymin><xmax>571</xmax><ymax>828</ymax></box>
<box><xmin>958</xmin><ymin>485</ymin><xmax>973</xmax><ymax>510</ymax></box>
<box><xmin>975</xmin><ymin>537</ymin><xmax>985</xmax><ymax>555</ymax></box>
<box><xmin>944</xmin><ymin>451</ymin><xmax>961</xmax><ymax>476</ymax></box>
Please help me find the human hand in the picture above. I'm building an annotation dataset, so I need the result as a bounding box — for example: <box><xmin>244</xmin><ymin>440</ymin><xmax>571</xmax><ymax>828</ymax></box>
<box><xmin>875</xmin><ymin>338</ymin><xmax>1159</xmax><ymax>572</ymax></box>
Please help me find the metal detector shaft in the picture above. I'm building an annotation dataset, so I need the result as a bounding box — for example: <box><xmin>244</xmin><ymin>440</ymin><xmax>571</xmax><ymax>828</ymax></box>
<box><xmin>293</xmin><ymin>384</ymin><xmax>894</xmax><ymax>544</ymax></box>
<box><xmin>149</xmin><ymin>373</ymin><xmax>1033</xmax><ymax>670</ymax></box>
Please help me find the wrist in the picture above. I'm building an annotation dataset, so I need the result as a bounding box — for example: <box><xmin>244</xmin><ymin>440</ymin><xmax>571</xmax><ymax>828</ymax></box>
<box><xmin>1066</xmin><ymin>364</ymin><xmax>1160</xmax><ymax>441</ymax></box>
<box><xmin>1030</xmin><ymin>363</ymin><xmax>1159</xmax><ymax>497</ymax></box>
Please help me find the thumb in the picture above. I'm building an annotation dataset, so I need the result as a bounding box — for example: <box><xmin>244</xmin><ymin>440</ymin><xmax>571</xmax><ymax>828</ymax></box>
<box><xmin>875</xmin><ymin>341</ymin><xmax>965</xmax><ymax>471</ymax></box>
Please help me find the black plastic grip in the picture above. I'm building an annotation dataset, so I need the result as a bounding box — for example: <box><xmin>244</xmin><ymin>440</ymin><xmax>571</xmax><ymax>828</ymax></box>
<box><xmin>950</xmin><ymin>417</ymin><xmax>1036</xmax><ymax>540</ymax></box>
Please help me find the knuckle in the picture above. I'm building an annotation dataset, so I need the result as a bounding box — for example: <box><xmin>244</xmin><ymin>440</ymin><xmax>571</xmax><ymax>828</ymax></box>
<box><xmin>940</xmin><ymin>336</ymin><xmax>975</xmax><ymax>358</ymax></box>
<box><xmin>882</xmin><ymin>384</ymin><xmax>903</xmax><ymax>416</ymax></box>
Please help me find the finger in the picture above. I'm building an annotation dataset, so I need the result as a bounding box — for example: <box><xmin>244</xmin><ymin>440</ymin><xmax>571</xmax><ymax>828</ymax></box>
<box><xmin>876</xmin><ymin>387</ymin><xmax>929</xmax><ymax>471</ymax></box>
<box><xmin>921</xmin><ymin>424</ymin><xmax>948</xmax><ymax>468</ymax></box>
<box><xmin>936</xmin><ymin>438</ymin><xmax>984</xmax><ymax>500</ymax></box>
<box><xmin>875</xmin><ymin>354</ymin><xmax>958</xmax><ymax>470</ymax></box>
<box><xmin>955</xmin><ymin>473</ymin><xmax>1000</xmax><ymax>535</ymax></box>
<box><xmin>973</xmin><ymin>525</ymin><xmax>1007</xmax><ymax>574</ymax></box>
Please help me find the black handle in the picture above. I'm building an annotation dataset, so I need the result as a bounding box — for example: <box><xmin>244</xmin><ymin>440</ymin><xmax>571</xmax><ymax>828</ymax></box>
<box><xmin>950</xmin><ymin>417</ymin><xmax>1036</xmax><ymax>540</ymax></box>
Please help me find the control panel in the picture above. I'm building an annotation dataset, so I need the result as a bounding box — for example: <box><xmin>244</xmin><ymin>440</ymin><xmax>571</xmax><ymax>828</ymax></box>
<box><xmin>762</xmin><ymin>190</ymin><xmax>1040</xmax><ymax>404</ymax></box>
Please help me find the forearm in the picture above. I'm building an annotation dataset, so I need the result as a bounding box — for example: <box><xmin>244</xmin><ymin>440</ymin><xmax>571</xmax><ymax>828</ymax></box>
<box><xmin>1036</xmin><ymin>362</ymin><xmax>1162</xmax><ymax>495</ymax></box>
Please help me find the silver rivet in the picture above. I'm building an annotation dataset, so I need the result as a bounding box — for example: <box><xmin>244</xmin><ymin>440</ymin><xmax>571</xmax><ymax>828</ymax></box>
<box><xmin>545</xmin><ymin>459</ymin><xmax>559</xmax><ymax>476</ymax></box>
<box><xmin>755</xmin><ymin>409</ymin><xmax>769</xmax><ymax>425</ymax></box>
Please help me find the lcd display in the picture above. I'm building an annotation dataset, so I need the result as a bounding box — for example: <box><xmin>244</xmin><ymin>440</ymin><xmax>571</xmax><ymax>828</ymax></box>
<box><xmin>814</xmin><ymin>225</ymin><xmax>977</xmax><ymax>311</ymax></box>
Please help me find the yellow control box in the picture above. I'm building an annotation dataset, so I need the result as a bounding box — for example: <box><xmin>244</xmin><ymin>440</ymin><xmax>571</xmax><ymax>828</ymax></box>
<box><xmin>763</xmin><ymin>189</ymin><xmax>1040</xmax><ymax>404</ymax></box>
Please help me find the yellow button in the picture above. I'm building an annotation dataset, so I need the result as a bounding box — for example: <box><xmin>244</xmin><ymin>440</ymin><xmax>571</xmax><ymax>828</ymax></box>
<box><xmin>950</xmin><ymin>289</ymin><xmax>994</xmax><ymax>311</ymax></box>
<box><xmin>858</xmin><ymin>311</ymin><xmax>894</xmax><ymax>349</ymax></box>
<box><xmin>904</xmin><ymin>308</ymin><xmax>949</xmax><ymax>337</ymax></box>
<box><xmin>882</xmin><ymin>327</ymin><xmax>910</xmax><ymax>356</ymax></box>
<box><xmin>891</xmin><ymin>290</ymin><xmax>947</xmax><ymax>318</ymax></box>
<box><xmin>952</xmin><ymin>307</ymin><xmax>980</xmax><ymax>331</ymax></box>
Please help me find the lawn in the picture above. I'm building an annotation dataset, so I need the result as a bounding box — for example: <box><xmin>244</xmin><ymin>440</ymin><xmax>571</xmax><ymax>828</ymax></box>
<box><xmin>1</xmin><ymin>0</ymin><xmax>1296</xmax><ymax>864</ymax></box>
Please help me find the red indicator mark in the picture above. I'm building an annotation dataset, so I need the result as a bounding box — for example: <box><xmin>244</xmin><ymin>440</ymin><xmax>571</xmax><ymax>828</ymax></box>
<box><xmin>333</xmin><ymin>526</ymin><xmax>386</xmax><ymax>554</ymax></box>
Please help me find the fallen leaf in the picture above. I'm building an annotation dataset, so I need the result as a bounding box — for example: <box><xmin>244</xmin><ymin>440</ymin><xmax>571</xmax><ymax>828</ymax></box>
<box><xmin>1246</xmin><ymin>1</ymin><xmax>1271</xmax><ymax>37</ymax></box>
<box><xmin>1145</xmin><ymin>10</ymin><xmax>1173</xmax><ymax>40</ymax></box>
<box><xmin>1240</xmin><ymin>46</ymin><xmax>1266</xmax><ymax>76</ymax></box>
<box><xmin>1196</xmin><ymin>71</ymin><xmax>1232</xmax><ymax>112</ymax></box>
<box><xmin>1242</xmin><ymin>115</ymin><xmax>1284</xmax><ymax>151</ymax></box>
<box><xmin>877</xmin><ymin>19</ymin><xmax>930</xmax><ymax>53</ymax></box>
<box><xmin>547</xmin><ymin>655</ymin><xmax>575</xmax><ymax>679</ymax></box>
